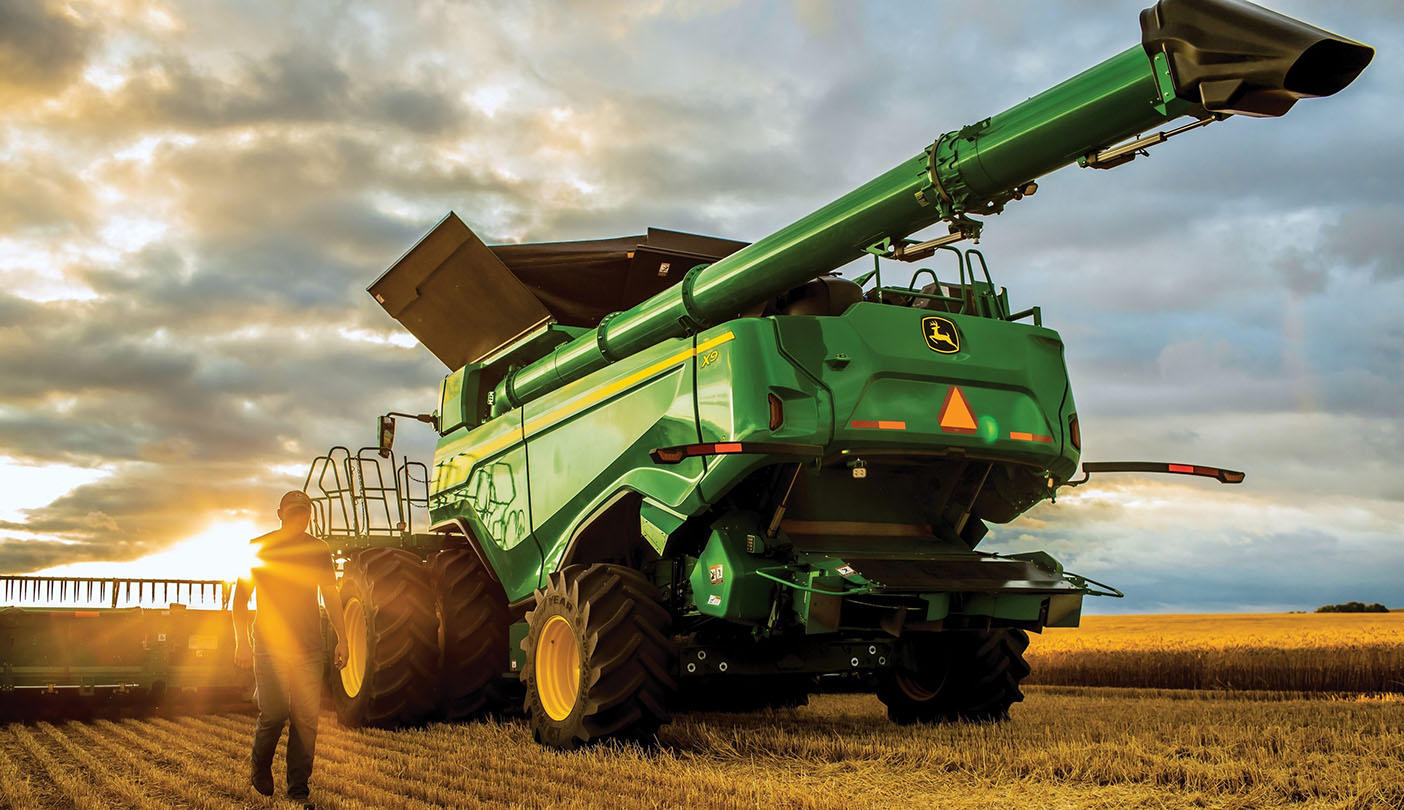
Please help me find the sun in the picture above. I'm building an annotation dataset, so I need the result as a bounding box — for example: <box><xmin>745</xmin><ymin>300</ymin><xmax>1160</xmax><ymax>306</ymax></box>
<box><xmin>162</xmin><ymin>519</ymin><xmax>266</xmax><ymax>582</ymax></box>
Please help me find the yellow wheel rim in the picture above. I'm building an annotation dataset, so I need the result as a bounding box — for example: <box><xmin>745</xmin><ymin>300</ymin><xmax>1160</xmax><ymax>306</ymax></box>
<box><xmin>535</xmin><ymin>614</ymin><xmax>581</xmax><ymax>722</ymax></box>
<box><xmin>340</xmin><ymin>596</ymin><xmax>368</xmax><ymax>698</ymax></box>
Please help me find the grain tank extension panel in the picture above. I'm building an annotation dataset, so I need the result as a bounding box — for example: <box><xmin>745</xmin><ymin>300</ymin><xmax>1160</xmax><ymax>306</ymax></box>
<box><xmin>368</xmin><ymin>212</ymin><xmax>747</xmax><ymax>369</ymax></box>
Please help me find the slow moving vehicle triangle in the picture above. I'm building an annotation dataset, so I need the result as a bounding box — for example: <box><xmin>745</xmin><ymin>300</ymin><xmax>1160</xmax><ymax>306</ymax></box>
<box><xmin>939</xmin><ymin>386</ymin><xmax>978</xmax><ymax>434</ymax></box>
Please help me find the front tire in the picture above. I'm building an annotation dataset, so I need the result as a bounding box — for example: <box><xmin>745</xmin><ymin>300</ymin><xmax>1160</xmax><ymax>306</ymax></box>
<box><xmin>521</xmin><ymin>564</ymin><xmax>676</xmax><ymax>748</ymax></box>
<box><xmin>877</xmin><ymin>629</ymin><xmax>1030</xmax><ymax>724</ymax></box>
<box><xmin>332</xmin><ymin>548</ymin><xmax>438</xmax><ymax>728</ymax></box>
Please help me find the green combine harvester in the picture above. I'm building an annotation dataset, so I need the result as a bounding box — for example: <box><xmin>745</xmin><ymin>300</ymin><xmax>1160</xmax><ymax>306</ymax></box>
<box><xmin>1</xmin><ymin>0</ymin><xmax>1371</xmax><ymax>735</ymax></box>
<box><xmin>329</xmin><ymin>0</ymin><xmax>1371</xmax><ymax>746</ymax></box>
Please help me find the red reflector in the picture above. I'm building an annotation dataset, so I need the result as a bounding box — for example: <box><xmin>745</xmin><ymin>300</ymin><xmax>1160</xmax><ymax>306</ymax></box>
<box><xmin>1194</xmin><ymin>466</ymin><xmax>1219</xmax><ymax>477</ymax></box>
<box><xmin>1009</xmin><ymin>432</ymin><xmax>1053</xmax><ymax>443</ymax></box>
<box><xmin>1167</xmin><ymin>464</ymin><xmax>1194</xmax><ymax>473</ymax></box>
<box><xmin>650</xmin><ymin>441</ymin><xmax>823</xmax><ymax>464</ymax></box>
<box><xmin>851</xmin><ymin>421</ymin><xmax>906</xmax><ymax>430</ymax></box>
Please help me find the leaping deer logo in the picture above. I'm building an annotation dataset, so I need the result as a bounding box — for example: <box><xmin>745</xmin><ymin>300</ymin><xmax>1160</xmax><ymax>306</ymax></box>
<box><xmin>921</xmin><ymin>316</ymin><xmax>961</xmax><ymax>354</ymax></box>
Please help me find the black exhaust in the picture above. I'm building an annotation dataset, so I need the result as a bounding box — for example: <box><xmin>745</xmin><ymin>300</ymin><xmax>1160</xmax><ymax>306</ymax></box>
<box><xmin>1141</xmin><ymin>0</ymin><xmax>1374</xmax><ymax>117</ymax></box>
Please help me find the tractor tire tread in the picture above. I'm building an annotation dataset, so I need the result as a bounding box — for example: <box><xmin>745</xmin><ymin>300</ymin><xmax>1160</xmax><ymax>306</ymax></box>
<box><xmin>522</xmin><ymin>563</ymin><xmax>675</xmax><ymax>748</ymax></box>
<box><xmin>430</xmin><ymin>548</ymin><xmax>510</xmax><ymax>721</ymax></box>
<box><xmin>336</xmin><ymin>548</ymin><xmax>438</xmax><ymax>728</ymax></box>
<box><xmin>878</xmin><ymin>629</ymin><xmax>1030</xmax><ymax>725</ymax></box>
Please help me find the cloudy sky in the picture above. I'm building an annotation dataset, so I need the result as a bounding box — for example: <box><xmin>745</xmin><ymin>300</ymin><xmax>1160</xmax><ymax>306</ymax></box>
<box><xmin>1</xmin><ymin>0</ymin><xmax>1399</xmax><ymax>612</ymax></box>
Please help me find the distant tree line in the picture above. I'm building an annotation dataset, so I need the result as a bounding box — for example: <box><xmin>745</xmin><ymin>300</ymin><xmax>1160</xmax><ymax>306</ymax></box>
<box><xmin>1315</xmin><ymin>601</ymin><xmax>1390</xmax><ymax>613</ymax></box>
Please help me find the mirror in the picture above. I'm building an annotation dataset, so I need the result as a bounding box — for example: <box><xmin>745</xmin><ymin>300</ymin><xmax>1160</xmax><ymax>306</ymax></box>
<box><xmin>377</xmin><ymin>415</ymin><xmax>396</xmax><ymax>458</ymax></box>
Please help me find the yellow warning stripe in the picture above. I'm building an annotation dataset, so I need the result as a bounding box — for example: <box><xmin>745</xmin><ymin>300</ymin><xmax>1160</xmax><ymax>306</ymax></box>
<box><xmin>437</xmin><ymin>331</ymin><xmax>737</xmax><ymax>474</ymax></box>
<box><xmin>522</xmin><ymin>331</ymin><xmax>736</xmax><ymax>437</ymax></box>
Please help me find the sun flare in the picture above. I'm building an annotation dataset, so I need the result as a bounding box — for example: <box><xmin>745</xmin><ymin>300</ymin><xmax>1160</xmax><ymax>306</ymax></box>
<box><xmin>38</xmin><ymin>519</ymin><xmax>265</xmax><ymax>583</ymax></box>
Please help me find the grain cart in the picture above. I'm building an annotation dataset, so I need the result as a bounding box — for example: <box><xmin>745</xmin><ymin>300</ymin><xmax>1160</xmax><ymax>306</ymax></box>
<box><xmin>327</xmin><ymin>0</ymin><xmax>1371</xmax><ymax>746</ymax></box>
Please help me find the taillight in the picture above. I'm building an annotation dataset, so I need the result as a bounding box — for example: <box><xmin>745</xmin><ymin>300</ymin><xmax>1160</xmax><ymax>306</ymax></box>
<box><xmin>768</xmin><ymin>393</ymin><xmax>784</xmax><ymax>430</ymax></box>
<box><xmin>1068</xmin><ymin>414</ymin><xmax>1080</xmax><ymax>450</ymax></box>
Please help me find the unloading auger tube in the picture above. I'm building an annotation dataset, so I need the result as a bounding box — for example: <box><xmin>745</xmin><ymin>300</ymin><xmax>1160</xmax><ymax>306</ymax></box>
<box><xmin>491</xmin><ymin>0</ymin><xmax>1370</xmax><ymax>411</ymax></box>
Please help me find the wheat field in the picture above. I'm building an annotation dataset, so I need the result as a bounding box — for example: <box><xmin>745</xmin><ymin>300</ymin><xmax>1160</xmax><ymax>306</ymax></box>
<box><xmin>2</xmin><ymin>613</ymin><xmax>1402</xmax><ymax>809</ymax></box>
<box><xmin>1026</xmin><ymin>612</ymin><xmax>1404</xmax><ymax>692</ymax></box>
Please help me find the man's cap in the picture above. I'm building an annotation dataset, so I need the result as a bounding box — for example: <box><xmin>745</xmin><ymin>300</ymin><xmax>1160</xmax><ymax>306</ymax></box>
<box><xmin>279</xmin><ymin>490</ymin><xmax>314</xmax><ymax>512</ymax></box>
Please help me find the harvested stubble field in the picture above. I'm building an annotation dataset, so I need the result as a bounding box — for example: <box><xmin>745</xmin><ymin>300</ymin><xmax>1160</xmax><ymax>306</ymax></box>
<box><xmin>2</xmin><ymin>689</ymin><xmax>1401</xmax><ymax>810</ymax></box>
<box><xmin>2</xmin><ymin>613</ymin><xmax>1401</xmax><ymax>810</ymax></box>
<box><xmin>1026</xmin><ymin>612</ymin><xmax>1404</xmax><ymax>692</ymax></box>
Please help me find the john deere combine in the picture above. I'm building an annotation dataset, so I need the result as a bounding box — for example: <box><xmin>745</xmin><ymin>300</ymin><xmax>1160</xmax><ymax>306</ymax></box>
<box><xmin>323</xmin><ymin>0</ymin><xmax>1373</xmax><ymax>746</ymax></box>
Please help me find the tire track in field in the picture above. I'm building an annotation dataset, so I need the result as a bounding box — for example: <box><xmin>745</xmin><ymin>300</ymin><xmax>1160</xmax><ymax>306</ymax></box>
<box><xmin>37</xmin><ymin>722</ymin><xmax>176</xmax><ymax>810</ymax></box>
<box><xmin>7</xmin><ymin>724</ymin><xmax>116</xmax><ymax>810</ymax></box>
<box><xmin>0</xmin><ymin>730</ymin><xmax>43</xmax><ymax>809</ymax></box>
<box><xmin>68</xmin><ymin>721</ymin><xmax>239</xmax><ymax>810</ymax></box>
<box><xmin>154</xmin><ymin>715</ymin><xmax>435</xmax><ymax>810</ymax></box>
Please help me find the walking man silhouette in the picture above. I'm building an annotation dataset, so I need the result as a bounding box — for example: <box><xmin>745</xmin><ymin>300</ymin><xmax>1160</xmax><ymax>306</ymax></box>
<box><xmin>233</xmin><ymin>490</ymin><xmax>348</xmax><ymax>806</ymax></box>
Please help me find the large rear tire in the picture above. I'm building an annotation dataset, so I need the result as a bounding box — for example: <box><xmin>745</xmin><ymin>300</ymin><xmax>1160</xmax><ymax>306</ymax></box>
<box><xmin>877</xmin><ymin>629</ymin><xmax>1030</xmax><ymax>724</ymax></box>
<box><xmin>332</xmin><ymin>548</ymin><xmax>438</xmax><ymax>728</ymax></box>
<box><xmin>430</xmin><ymin>548</ymin><xmax>510</xmax><ymax>721</ymax></box>
<box><xmin>521</xmin><ymin>564</ymin><xmax>676</xmax><ymax>749</ymax></box>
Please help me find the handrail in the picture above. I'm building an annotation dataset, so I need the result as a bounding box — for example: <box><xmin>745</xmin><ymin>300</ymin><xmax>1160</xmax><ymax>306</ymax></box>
<box><xmin>302</xmin><ymin>445</ymin><xmax>431</xmax><ymax>541</ymax></box>
<box><xmin>965</xmin><ymin>249</ymin><xmax>1006</xmax><ymax>319</ymax></box>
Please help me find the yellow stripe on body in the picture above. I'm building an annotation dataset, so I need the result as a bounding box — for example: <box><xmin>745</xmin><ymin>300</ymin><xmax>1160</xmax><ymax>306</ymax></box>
<box><xmin>521</xmin><ymin>331</ymin><xmax>736</xmax><ymax>437</ymax></box>
<box><xmin>434</xmin><ymin>331</ymin><xmax>737</xmax><ymax>490</ymax></box>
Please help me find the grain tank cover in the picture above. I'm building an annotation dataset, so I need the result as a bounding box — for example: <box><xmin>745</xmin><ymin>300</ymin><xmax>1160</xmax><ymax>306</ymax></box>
<box><xmin>495</xmin><ymin>227</ymin><xmax>749</xmax><ymax>330</ymax></box>
<box><xmin>368</xmin><ymin>212</ymin><xmax>748</xmax><ymax>369</ymax></box>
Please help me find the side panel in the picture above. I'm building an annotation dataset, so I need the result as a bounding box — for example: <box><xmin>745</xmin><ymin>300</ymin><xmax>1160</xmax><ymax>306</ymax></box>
<box><xmin>694</xmin><ymin>319</ymin><xmax>831</xmax><ymax>447</ymax></box>
<box><xmin>432</xmin><ymin>333</ymin><xmax>727</xmax><ymax>601</ymax></box>
<box><xmin>523</xmin><ymin>334</ymin><xmax>713</xmax><ymax>583</ymax></box>
<box><xmin>430</xmin><ymin>411</ymin><xmax>541</xmax><ymax>600</ymax></box>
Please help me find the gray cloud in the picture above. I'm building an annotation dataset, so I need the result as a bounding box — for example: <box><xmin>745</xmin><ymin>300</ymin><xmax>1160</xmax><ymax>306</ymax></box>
<box><xmin>0</xmin><ymin>0</ymin><xmax>94</xmax><ymax>99</ymax></box>
<box><xmin>1320</xmin><ymin>203</ymin><xmax>1404</xmax><ymax>280</ymax></box>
